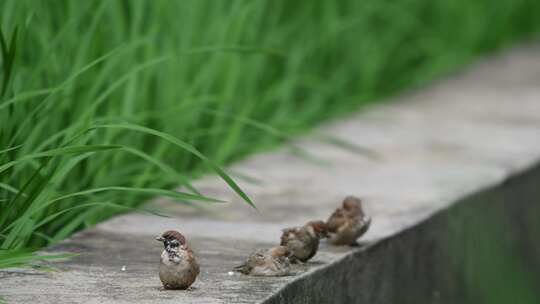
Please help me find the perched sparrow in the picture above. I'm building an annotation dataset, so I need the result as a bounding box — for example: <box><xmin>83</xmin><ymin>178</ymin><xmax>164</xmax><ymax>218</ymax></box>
<box><xmin>156</xmin><ymin>230</ymin><xmax>200</xmax><ymax>290</ymax></box>
<box><xmin>328</xmin><ymin>216</ymin><xmax>371</xmax><ymax>246</ymax></box>
<box><xmin>233</xmin><ymin>246</ymin><xmax>291</xmax><ymax>276</ymax></box>
<box><xmin>326</xmin><ymin>196</ymin><xmax>371</xmax><ymax>246</ymax></box>
<box><xmin>280</xmin><ymin>220</ymin><xmax>328</xmax><ymax>263</ymax></box>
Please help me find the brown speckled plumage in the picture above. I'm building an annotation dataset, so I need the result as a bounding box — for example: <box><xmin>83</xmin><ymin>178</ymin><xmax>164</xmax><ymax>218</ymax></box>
<box><xmin>234</xmin><ymin>246</ymin><xmax>291</xmax><ymax>276</ymax></box>
<box><xmin>156</xmin><ymin>230</ymin><xmax>199</xmax><ymax>290</ymax></box>
<box><xmin>326</xmin><ymin>196</ymin><xmax>371</xmax><ymax>246</ymax></box>
<box><xmin>280</xmin><ymin>221</ymin><xmax>327</xmax><ymax>263</ymax></box>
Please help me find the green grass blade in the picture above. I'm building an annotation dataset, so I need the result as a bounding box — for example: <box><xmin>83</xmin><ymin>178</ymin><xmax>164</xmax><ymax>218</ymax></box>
<box><xmin>0</xmin><ymin>26</ymin><xmax>17</xmax><ymax>98</ymax></box>
<box><xmin>1</xmin><ymin>186</ymin><xmax>222</xmax><ymax>234</ymax></box>
<box><xmin>313</xmin><ymin>133</ymin><xmax>381</xmax><ymax>160</ymax></box>
<box><xmin>0</xmin><ymin>250</ymin><xmax>78</xmax><ymax>268</ymax></box>
<box><xmin>0</xmin><ymin>144</ymin><xmax>22</xmax><ymax>154</ymax></box>
<box><xmin>89</xmin><ymin>123</ymin><xmax>256</xmax><ymax>208</ymax></box>
<box><xmin>0</xmin><ymin>145</ymin><xmax>122</xmax><ymax>174</ymax></box>
<box><xmin>0</xmin><ymin>182</ymin><xmax>25</xmax><ymax>196</ymax></box>
<box><xmin>47</xmin><ymin>186</ymin><xmax>223</xmax><ymax>205</ymax></box>
<box><xmin>32</xmin><ymin>201</ymin><xmax>170</xmax><ymax>231</ymax></box>
<box><xmin>121</xmin><ymin>146</ymin><xmax>201</xmax><ymax>195</ymax></box>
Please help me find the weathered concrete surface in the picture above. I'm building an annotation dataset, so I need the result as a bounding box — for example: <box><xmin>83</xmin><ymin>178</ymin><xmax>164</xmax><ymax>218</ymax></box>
<box><xmin>2</xmin><ymin>43</ymin><xmax>540</xmax><ymax>303</ymax></box>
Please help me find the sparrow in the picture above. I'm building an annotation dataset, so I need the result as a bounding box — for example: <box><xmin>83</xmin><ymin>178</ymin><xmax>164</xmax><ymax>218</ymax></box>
<box><xmin>156</xmin><ymin>230</ymin><xmax>200</xmax><ymax>290</ymax></box>
<box><xmin>328</xmin><ymin>216</ymin><xmax>371</xmax><ymax>246</ymax></box>
<box><xmin>280</xmin><ymin>220</ymin><xmax>328</xmax><ymax>263</ymax></box>
<box><xmin>233</xmin><ymin>246</ymin><xmax>291</xmax><ymax>276</ymax></box>
<box><xmin>326</xmin><ymin>196</ymin><xmax>371</xmax><ymax>246</ymax></box>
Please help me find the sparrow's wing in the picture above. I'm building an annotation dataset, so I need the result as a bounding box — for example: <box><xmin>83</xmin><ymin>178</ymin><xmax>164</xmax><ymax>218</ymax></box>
<box><xmin>345</xmin><ymin>208</ymin><xmax>364</xmax><ymax>219</ymax></box>
<box><xmin>280</xmin><ymin>228</ymin><xmax>294</xmax><ymax>246</ymax></box>
<box><xmin>298</xmin><ymin>229</ymin><xmax>320</xmax><ymax>261</ymax></box>
<box><xmin>281</xmin><ymin>227</ymin><xmax>303</xmax><ymax>244</ymax></box>
<box><xmin>272</xmin><ymin>255</ymin><xmax>290</xmax><ymax>272</ymax></box>
<box><xmin>358</xmin><ymin>205</ymin><xmax>366</xmax><ymax>218</ymax></box>
<box><xmin>326</xmin><ymin>208</ymin><xmax>346</xmax><ymax>232</ymax></box>
<box><xmin>254</xmin><ymin>249</ymin><xmax>268</xmax><ymax>257</ymax></box>
<box><xmin>295</xmin><ymin>227</ymin><xmax>313</xmax><ymax>243</ymax></box>
<box><xmin>329</xmin><ymin>218</ymin><xmax>359</xmax><ymax>245</ymax></box>
<box><xmin>250</xmin><ymin>251</ymin><xmax>271</xmax><ymax>269</ymax></box>
<box><xmin>234</xmin><ymin>250</ymin><xmax>266</xmax><ymax>274</ymax></box>
<box><xmin>186</xmin><ymin>254</ymin><xmax>200</xmax><ymax>277</ymax></box>
<box><xmin>284</xmin><ymin>227</ymin><xmax>318</xmax><ymax>262</ymax></box>
<box><xmin>184</xmin><ymin>248</ymin><xmax>200</xmax><ymax>276</ymax></box>
<box><xmin>355</xmin><ymin>217</ymin><xmax>372</xmax><ymax>238</ymax></box>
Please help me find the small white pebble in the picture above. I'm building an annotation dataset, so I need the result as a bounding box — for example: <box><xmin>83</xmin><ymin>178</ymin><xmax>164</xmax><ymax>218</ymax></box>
<box><xmin>227</xmin><ymin>271</ymin><xmax>235</xmax><ymax>276</ymax></box>
<box><xmin>121</xmin><ymin>265</ymin><xmax>127</xmax><ymax>272</ymax></box>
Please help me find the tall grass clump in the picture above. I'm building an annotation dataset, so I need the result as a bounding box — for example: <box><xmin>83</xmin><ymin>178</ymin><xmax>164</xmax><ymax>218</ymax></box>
<box><xmin>1</xmin><ymin>0</ymin><xmax>540</xmax><ymax>266</ymax></box>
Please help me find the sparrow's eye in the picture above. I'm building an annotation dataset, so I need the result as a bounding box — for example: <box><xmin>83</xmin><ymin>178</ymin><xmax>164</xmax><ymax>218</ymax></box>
<box><xmin>169</xmin><ymin>240</ymin><xmax>179</xmax><ymax>247</ymax></box>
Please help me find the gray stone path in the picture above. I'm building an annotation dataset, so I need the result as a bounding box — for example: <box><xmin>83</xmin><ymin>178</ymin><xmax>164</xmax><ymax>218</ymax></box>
<box><xmin>2</xmin><ymin>43</ymin><xmax>540</xmax><ymax>303</ymax></box>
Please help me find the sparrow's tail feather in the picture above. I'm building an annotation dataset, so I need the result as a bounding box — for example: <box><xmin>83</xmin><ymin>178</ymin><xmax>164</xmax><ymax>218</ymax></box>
<box><xmin>358</xmin><ymin>217</ymin><xmax>372</xmax><ymax>236</ymax></box>
<box><xmin>233</xmin><ymin>264</ymin><xmax>250</xmax><ymax>274</ymax></box>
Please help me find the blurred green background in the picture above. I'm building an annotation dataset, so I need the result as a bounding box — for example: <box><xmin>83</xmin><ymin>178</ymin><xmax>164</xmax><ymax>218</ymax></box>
<box><xmin>1</xmin><ymin>2</ymin><xmax>540</xmax><ymax>299</ymax></box>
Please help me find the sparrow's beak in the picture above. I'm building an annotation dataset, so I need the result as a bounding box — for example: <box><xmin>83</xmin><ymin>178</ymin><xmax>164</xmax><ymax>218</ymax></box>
<box><xmin>155</xmin><ymin>236</ymin><xmax>165</xmax><ymax>242</ymax></box>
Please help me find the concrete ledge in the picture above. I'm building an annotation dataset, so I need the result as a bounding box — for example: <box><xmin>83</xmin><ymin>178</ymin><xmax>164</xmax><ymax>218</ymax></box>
<box><xmin>265</xmin><ymin>164</ymin><xmax>540</xmax><ymax>303</ymax></box>
<box><xmin>2</xmin><ymin>43</ymin><xmax>540</xmax><ymax>303</ymax></box>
